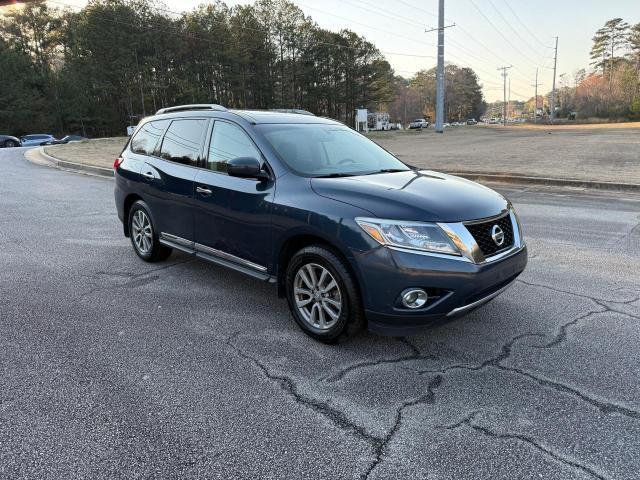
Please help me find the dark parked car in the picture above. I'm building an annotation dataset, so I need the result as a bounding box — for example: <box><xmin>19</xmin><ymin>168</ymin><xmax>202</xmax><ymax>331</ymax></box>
<box><xmin>0</xmin><ymin>135</ymin><xmax>21</xmax><ymax>148</ymax></box>
<box><xmin>114</xmin><ymin>104</ymin><xmax>527</xmax><ymax>342</ymax></box>
<box><xmin>43</xmin><ymin>135</ymin><xmax>87</xmax><ymax>145</ymax></box>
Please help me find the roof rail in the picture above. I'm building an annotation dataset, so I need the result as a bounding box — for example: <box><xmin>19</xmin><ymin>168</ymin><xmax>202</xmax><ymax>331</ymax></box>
<box><xmin>269</xmin><ymin>109</ymin><xmax>315</xmax><ymax>116</ymax></box>
<box><xmin>155</xmin><ymin>104</ymin><xmax>228</xmax><ymax>115</ymax></box>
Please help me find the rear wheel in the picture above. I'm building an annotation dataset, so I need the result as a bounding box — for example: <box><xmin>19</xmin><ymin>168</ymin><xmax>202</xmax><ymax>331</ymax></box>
<box><xmin>285</xmin><ymin>245</ymin><xmax>364</xmax><ymax>343</ymax></box>
<box><xmin>128</xmin><ymin>201</ymin><xmax>172</xmax><ymax>262</ymax></box>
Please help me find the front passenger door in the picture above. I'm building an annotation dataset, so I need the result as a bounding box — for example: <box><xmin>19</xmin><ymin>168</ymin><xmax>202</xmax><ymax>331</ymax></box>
<box><xmin>194</xmin><ymin>120</ymin><xmax>274</xmax><ymax>272</ymax></box>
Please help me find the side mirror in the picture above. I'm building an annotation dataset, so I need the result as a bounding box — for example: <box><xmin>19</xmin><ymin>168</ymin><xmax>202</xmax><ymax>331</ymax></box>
<box><xmin>227</xmin><ymin>156</ymin><xmax>269</xmax><ymax>180</ymax></box>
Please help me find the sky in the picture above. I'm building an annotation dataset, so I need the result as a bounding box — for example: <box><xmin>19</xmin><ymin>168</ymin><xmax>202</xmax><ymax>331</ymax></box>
<box><xmin>44</xmin><ymin>0</ymin><xmax>640</xmax><ymax>102</ymax></box>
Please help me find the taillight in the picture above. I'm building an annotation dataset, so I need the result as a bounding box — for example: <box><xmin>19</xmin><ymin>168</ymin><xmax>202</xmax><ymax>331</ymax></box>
<box><xmin>113</xmin><ymin>156</ymin><xmax>124</xmax><ymax>169</ymax></box>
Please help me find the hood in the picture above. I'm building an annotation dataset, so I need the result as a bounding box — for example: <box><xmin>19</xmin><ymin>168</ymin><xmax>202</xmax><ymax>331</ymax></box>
<box><xmin>311</xmin><ymin>170</ymin><xmax>508</xmax><ymax>223</ymax></box>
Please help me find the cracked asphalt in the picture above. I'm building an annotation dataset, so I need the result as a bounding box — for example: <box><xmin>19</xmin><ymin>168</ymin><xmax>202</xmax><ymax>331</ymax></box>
<box><xmin>1</xmin><ymin>147</ymin><xmax>640</xmax><ymax>479</ymax></box>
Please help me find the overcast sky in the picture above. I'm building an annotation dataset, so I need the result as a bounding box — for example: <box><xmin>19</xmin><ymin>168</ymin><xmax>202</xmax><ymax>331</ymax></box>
<box><xmin>49</xmin><ymin>0</ymin><xmax>640</xmax><ymax>102</ymax></box>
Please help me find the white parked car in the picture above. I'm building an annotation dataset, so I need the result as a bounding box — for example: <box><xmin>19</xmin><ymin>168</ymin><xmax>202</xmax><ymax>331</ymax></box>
<box><xmin>409</xmin><ymin>119</ymin><xmax>429</xmax><ymax>129</ymax></box>
<box><xmin>20</xmin><ymin>134</ymin><xmax>57</xmax><ymax>146</ymax></box>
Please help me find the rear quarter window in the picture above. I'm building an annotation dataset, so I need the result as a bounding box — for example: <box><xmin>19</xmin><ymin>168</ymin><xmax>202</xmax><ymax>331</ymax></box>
<box><xmin>130</xmin><ymin>120</ymin><xmax>169</xmax><ymax>155</ymax></box>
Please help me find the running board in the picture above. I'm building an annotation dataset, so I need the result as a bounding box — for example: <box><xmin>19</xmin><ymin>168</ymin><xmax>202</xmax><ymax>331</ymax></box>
<box><xmin>159</xmin><ymin>232</ymin><xmax>274</xmax><ymax>283</ymax></box>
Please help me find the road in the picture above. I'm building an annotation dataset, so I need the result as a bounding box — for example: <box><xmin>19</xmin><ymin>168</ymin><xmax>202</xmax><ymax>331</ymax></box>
<box><xmin>1</xmin><ymin>147</ymin><xmax>639</xmax><ymax>479</ymax></box>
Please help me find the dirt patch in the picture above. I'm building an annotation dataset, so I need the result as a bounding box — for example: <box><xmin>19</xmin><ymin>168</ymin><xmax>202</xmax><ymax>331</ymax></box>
<box><xmin>368</xmin><ymin>125</ymin><xmax>640</xmax><ymax>183</ymax></box>
<box><xmin>44</xmin><ymin>137</ymin><xmax>127</xmax><ymax>169</ymax></box>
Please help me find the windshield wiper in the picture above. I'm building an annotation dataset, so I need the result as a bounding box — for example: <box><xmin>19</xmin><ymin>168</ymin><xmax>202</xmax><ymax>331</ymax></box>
<box><xmin>365</xmin><ymin>168</ymin><xmax>409</xmax><ymax>175</ymax></box>
<box><xmin>313</xmin><ymin>172</ymin><xmax>358</xmax><ymax>178</ymax></box>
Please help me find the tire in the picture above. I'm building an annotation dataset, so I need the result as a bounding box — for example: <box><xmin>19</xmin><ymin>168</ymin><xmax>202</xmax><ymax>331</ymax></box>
<box><xmin>285</xmin><ymin>245</ymin><xmax>364</xmax><ymax>343</ymax></box>
<box><xmin>128</xmin><ymin>200</ymin><xmax>172</xmax><ymax>262</ymax></box>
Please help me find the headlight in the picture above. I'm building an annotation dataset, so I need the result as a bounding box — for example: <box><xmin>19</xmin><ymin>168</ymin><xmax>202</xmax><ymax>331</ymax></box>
<box><xmin>355</xmin><ymin>217</ymin><xmax>461</xmax><ymax>255</ymax></box>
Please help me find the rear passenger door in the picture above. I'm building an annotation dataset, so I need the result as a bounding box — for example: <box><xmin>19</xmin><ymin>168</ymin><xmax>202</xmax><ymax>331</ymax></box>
<box><xmin>193</xmin><ymin>120</ymin><xmax>274</xmax><ymax>273</ymax></box>
<box><xmin>137</xmin><ymin>118</ymin><xmax>208</xmax><ymax>244</ymax></box>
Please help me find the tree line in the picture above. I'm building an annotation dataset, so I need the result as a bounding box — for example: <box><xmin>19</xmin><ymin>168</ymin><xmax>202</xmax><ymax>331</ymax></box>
<box><xmin>1</xmin><ymin>0</ymin><xmax>400</xmax><ymax>137</ymax></box>
<box><xmin>0</xmin><ymin>0</ymin><xmax>490</xmax><ymax>137</ymax></box>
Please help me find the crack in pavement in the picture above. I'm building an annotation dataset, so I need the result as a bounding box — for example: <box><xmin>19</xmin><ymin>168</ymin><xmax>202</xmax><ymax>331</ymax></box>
<box><xmin>224</xmin><ymin>333</ymin><xmax>383</xmax><ymax>448</ymax></box>
<box><xmin>535</xmin><ymin>308</ymin><xmax>606</xmax><ymax>348</ymax></box>
<box><xmin>320</xmin><ymin>336</ymin><xmax>436</xmax><ymax>383</ymax></box>
<box><xmin>414</xmin><ymin>328</ymin><xmax>640</xmax><ymax>422</ymax></box>
<box><xmin>225</xmin><ymin>333</ymin><xmax>447</xmax><ymax>480</ymax></box>
<box><xmin>440</xmin><ymin>411</ymin><xmax>608</xmax><ymax>480</ymax></box>
<box><xmin>362</xmin><ymin>375</ymin><xmax>443</xmax><ymax>480</ymax></box>
<box><xmin>516</xmin><ymin>278</ymin><xmax>640</xmax><ymax>306</ymax></box>
<box><xmin>516</xmin><ymin>279</ymin><xmax>640</xmax><ymax>321</ymax></box>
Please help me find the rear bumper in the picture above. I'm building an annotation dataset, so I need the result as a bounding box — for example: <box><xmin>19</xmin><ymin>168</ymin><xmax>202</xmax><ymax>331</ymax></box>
<box><xmin>359</xmin><ymin>245</ymin><xmax>528</xmax><ymax>336</ymax></box>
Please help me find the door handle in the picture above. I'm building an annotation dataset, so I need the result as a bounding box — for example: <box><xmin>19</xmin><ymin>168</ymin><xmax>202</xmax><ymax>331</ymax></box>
<box><xmin>141</xmin><ymin>171</ymin><xmax>154</xmax><ymax>180</ymax></box>
<box><xmin>196</xmin><ymin>186</ymin><xmax>213</xmax><ymax>196</ymax></box>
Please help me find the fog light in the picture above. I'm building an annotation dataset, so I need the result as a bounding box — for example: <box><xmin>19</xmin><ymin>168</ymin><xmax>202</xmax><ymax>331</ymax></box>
<box><xmin>401</xmin><ymin>289</ymin><xmax>428</xmax><ymax>309</ymax></box>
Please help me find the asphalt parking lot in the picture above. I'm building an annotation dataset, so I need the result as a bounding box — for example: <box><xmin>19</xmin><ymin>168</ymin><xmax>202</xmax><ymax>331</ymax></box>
<box><xmin>1</xmin><ymin>147</ymin><xmax>640</xmax><ymax>479</ymax></box>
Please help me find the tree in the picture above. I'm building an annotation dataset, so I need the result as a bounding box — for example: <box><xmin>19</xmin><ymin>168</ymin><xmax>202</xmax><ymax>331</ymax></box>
<box><xmin>629</xmin><ymin>23</ymin><xmax>640</xmax><ymax>74</ymax></box>
<box><xmin>590</xmin><ymin>18</ymin><xmax>630</xmax><ymax>86</ymax></box>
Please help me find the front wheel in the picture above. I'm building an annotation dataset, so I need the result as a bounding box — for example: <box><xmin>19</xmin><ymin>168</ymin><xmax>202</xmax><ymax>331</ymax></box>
<box><xmin>285</xmin><ymin>245</ymin><xmax>364</xmax><ymax>343</ymax></box>
<box><xmin>128</xmin><ymin>200</ymin><xmax>172</xmax><ymax>262</ymax></box>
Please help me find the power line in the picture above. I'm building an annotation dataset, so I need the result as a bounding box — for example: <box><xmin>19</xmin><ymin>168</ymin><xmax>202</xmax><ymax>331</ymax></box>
<box><xmin>484</xmin><ymin>0</ymin><xmax>544</xmax><ymax>61</ymax></box>
<box><xmin>298</xmin><ymin>0</ymin><xmax>538</xmax><ymax>92</ymax></box>
<box><xmin>294</xmin><ymin>1</ymin><xmax>437</xmax><ymax>51</ymax></box>
<box><xmin>466</xmin><ymin>0</ymin><xmax>539</xmax><ymax>65</ymax></box>
<box><xmin>500</xmin><ymin>0</ymin><xmax>549</xmax><ymax>49</ymax></box>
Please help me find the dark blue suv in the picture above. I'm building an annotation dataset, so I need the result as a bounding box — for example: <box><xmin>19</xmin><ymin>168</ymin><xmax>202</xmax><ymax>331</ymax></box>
<box><xmin>114</xmin><ymin>104</ymin><xmax>527</xmax><ymax>342</ymax></box>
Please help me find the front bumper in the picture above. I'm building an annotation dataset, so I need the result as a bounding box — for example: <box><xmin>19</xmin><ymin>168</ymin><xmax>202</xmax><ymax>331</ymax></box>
<box><xmin>357</xmin><ymin>244</ymin><xmax>528</xmax><ymax>336</ymax></box>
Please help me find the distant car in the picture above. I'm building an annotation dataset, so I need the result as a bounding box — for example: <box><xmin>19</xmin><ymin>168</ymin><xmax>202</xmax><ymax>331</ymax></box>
<box><xmin>409</xmin><ymin>119</ymin><xmax>429</xmax><ymax>129</ymax></box>
<box><xmin>0</xmin><ymin>135</ymin><xmax>21</xmax><ymax>148</ymax></box>
<box><xmin>20</xmin><ymin>134</ymin><xmax>57</xmax><ymax>146</ymax></box>
<box><xmin>466</xmin><ymin>118</ymin><xmax>477</xmax><ymax>125</ymax></box>
<box><xmin>44</xmin><ymin>135</ymin><xmax>87</xmax><ymax>145</ymax></box>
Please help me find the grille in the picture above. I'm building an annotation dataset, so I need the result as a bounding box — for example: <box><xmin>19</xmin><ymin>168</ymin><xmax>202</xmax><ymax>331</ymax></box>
<box><xmin>465</xmin><ymin>213</ymin><xmax>514</xmax><ymax>258</ymax></box>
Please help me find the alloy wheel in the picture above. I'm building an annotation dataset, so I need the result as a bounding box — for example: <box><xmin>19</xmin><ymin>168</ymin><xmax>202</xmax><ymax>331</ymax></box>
<box><xmin>131</xmin><ymin>210</ymin><xmax>153</xmax><ymax>254</ymax></box>
<box><xmin>293</xmin><ymin>263</ymin><xmax>342</xmax><ymax>330</ymax></box>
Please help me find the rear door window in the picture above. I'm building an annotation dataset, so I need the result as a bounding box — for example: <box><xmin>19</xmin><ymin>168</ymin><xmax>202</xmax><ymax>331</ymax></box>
<box><xmin>159</xmin><ymin>119</ymin><xmax>208</xmax><ymax>167</ymax></box>
<box><xmin>131</xmin><ymin>120</ymin><xmax>169</xmax><ymax>155</ymax></box>
<box><xmin>207</xmin><ymin>121</ymin><xmax>261</xmax><ymax>174</ymax></box>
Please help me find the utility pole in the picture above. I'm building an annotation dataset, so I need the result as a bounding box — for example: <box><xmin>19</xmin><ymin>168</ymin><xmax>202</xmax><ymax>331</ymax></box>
<box><xmin>531</xmin><ymin>68</ymin><xmax>541</xmax><ymax>124</ymax></box>
<box><xmin>435</xmin><ymin>0</ymin><xmax>445</xmax><ymax>133</ymax></box>
<box><xmin>497</xmin><ymin>66</ymin><xmax>512</xmax><ymax>126</ymax></box>
<box><xmin>426</xmin><ymin>0</ymin><xmax>454</xmax><ymax>133</ymax></box>
<box><xmin>508</xmin><ymin>77</ymin><xmax>511</xmax><ymax>122</ymax></box>
<box><xmin>550</xmin><ymin>36</ymin><xmax>559</xmax><ymax>124</ymax></box>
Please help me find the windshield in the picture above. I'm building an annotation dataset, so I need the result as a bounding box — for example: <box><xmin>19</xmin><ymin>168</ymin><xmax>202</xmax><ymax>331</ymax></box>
<box><xmin>258</xmin><ymin>123</ymin><xmax>410</xmax><ymax>177</ymax></box>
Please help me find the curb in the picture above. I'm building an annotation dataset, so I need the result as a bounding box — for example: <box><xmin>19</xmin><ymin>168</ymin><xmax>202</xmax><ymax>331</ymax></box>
<box><xmin>29</xmin><ymin>147</ymin><xmax>114</xmax><ymax>178</ymax></box>
<box><xmin>444</xmin><ymin>171</ymin><xmax>640</xmax><ymax>193</ymax></box>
